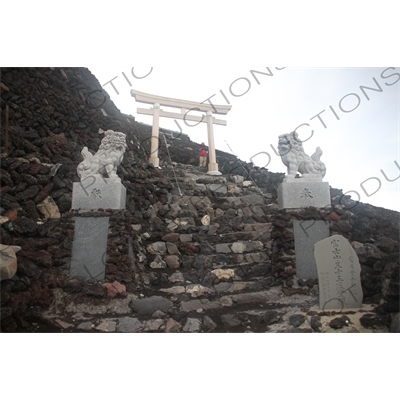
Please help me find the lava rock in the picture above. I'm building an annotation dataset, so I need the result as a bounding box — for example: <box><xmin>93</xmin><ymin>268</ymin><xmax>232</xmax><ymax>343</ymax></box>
<box><xmin>221</xmin><ymin>314</ymin><xmax>242</xmax><ymax>327</ymax></box>
<box><xmin>203</xmin><ymin>316</ymin><xmax>217</xmax><ymax>332</ymax></box>
<box><xmin>84</xmin><ymin>283</ymin><xmax>106</xmax><ymax>298</ymax></box>
<box><xmin>257</xmin><ymin>311</ymin><xmax>281</xmax><ymax>326</ymax></box>
<box><xmin>311</xmin><ymin>315</ymin><xmax>322</xmax><ymax>332</ymax></box>
<box><xmin>329</xmin><ymin>316</ymin><xmax>351</xmax><ymax>330</ymax></box>
<box><xmin>117</xmin><ymin>317</ymin><xmax>142</xmax><ymax>333</ymax></box>
<box><xmin>289</xmin><ymin>314</ymin><xmax>306</xmax><ymax>328</ymax></box>
<box><xmin>130</xmin><ymin>296</ymin><xmax>173</xmax><ymax>316</ymax></box>
<box><xmin>359</xmin><ymin>314</ymin><xmax>390</xmax><ymax>329</ymax></box>
<box><xmin>183</xmin><ymin>318</ymin><xmax>202</xmax><ymax>333</ymax></box>
<box><xmin>390</xmin><ymin>313</ymin><xmax>400</xmax><ymax>333</ymax></box>
<box><xmin>165</xmin><ymin>318</ymin><xmax>182</xmax><ymax>333</ymax></box>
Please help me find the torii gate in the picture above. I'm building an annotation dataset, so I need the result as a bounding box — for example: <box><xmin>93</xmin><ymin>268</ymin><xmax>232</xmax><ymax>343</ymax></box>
<box><xmin>131</xmin><ymin>89</ymin><xmax>232</xmax><ymax>176</ymax></box>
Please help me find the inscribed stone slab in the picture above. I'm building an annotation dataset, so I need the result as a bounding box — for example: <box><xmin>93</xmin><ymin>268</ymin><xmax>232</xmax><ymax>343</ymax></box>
<box><xmin>315</xmin><ymin>235</ymin><xmax>363</xmax><ymax>311</ymax></box>
<box><xmin>72</xmin><ymin>179</ymin><xmax>126</xmax><ymax>210</ymax></box>
<box><xmin>294</xmin><ymin>220</ymin><xmax>330</xmax><ymax>280</ymax></box>
<box><xmin>278</xmin><ymin>181</ymin><xmax>331</xmax><ymax>209</ymax></box>
<box><xmin>70</xmin><ymin>217</ymin><xmax>109</xmax><ymax>281</ymax></box>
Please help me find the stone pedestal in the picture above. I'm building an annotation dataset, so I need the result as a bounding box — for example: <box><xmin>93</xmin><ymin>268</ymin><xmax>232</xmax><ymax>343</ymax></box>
<box><xmin>294</xmin><ymin>220</ymin><xmax>330</xmax><ymax>280</ymax></box>
<box><xmin>70</xmin><ymin>217</ymin><xmax>110</xmax><ymax>281</ymax></box>
<box><xmin>72</xmin><ymin>179</ymin><xmax>126</xmax><ymax>210</ymax></box>
<box><xmin>278</xmin><ymin>181</ymin><xmax>331</xmax><ymax>209</ymax></box>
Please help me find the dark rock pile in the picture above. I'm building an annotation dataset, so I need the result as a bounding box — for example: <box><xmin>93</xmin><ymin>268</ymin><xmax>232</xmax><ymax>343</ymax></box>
<box><xmin>0</xmin><ymin>67</ymin><xmax>399</xmax><ymax>333</ymax></box>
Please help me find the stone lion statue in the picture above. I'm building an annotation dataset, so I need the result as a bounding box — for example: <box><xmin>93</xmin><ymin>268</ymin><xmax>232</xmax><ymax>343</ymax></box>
<box><xmin>278</xmin><ymin>132</ymin><xmax>326</xmax><ymax>182</ymax></box>
<box><xmin>77</xmin><ymin>130</ymin><xmax>127</xmax><ymax>182</ymax></box>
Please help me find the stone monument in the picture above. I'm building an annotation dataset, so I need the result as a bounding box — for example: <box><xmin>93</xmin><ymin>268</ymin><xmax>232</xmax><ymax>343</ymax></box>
<box><xmin>277</xmin><ymin>132</ymin><xmax>331</xmax><ymax>279</ymax></box>
<box><xmin>70</xmin><ymin>130</ymin><xmax>127</xmax><ymax>280</ymax></box>
<box><xmin>315</xmin><ymin>235</ymin><xmax>363</xmax><ymax>311</ymax></box>
<box><xmin>277</xmin><ymin>132</ymin><xmax>330</xmax><ymax>209</ymax></box>
<box><xmin>72</xmin><ymin>130</ymin><xmax>127</xmax><ymax>210</ymax></box>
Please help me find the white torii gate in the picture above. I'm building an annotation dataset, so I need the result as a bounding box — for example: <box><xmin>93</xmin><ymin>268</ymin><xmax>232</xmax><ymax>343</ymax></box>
<box><xmin>131</xmin><ymin>89</ymin><xmax>232</xmax><ymax>176</ymax></box>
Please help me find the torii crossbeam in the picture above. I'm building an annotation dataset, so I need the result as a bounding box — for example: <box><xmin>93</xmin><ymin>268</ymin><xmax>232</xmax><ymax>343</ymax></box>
<box><xmin>131</xmin><ymin>89</ymin><xmax>232</xmax><ymax>175</ymax></box>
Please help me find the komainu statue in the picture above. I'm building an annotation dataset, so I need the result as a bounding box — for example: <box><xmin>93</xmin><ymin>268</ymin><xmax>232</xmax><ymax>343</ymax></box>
<box><xmin>77</xmin><ymin>130</ymin><xmax>127</xmax><ymax>181</ymax></box>
<box><xmin>278</xmin><ymin>132</ymin><xmax>326</xmax><ymax>182</ymax></box>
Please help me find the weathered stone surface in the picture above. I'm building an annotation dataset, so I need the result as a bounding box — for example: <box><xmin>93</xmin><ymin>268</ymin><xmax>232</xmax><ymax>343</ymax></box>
<box><xmin>165</xmin><ymin>318</ymin><xmax>182</xmax><ymax>333</ymax></box>
<box><xmin>106</xmin><ymin>281</ymin><xmax>127</xmax><ymax>299</ymax></box>
<box><xmin>181</xmin><ymin>299</ymin><xmax>220</xmax><ymax>312</ymax></box>
<box><xmin>130</xmin><ymin>296</ymin><xmax>173</xmax><ymax>315</ymax></box>
<box><xmin>390</xmin><ymin>313</ymin><xmax>400</xmax><ymax>333</ymax></box>
<box><xmin>159</xmin><ymin>286</ymin><xmax>186</xmax><ymax>295</ymax></box>
<box><xmin>209</xmin><ymin>184</ymin><xmax>228</xmax><ymax>195</ymax></box>
<box><xmin>169</xmin><ymin>272</ymin><xmax>185</xmax><ymax>284</ymax></box>
<box><xmin>257</xmin><ymin>311</ymin><xmax>281</xmax><ymax>326</ymax></box>
<box><xmin>96</xmin><ymin>320</ymin><xmax>117</xmax><ymax>332</ymax></box>
<box><xmin>278</xmin><ymin>181</ymin><xmax>331</xmax><ymax>209</ymax></box>
<box><xmin>117</xmin><ymin>317</ymin><xmax>142</xmax><ymax>333</ymax></box>
<box><xmin>77</xmin><ymin>321</ymin><xmax>94</xmax><ymax>331</ymax></box>
<box><xmin>359</xmin><ymin>314</ymin><xmax>390</xmax><ymax>330</ymax></box>
<box><xmin>183</xmin><ymin>318</ymin><xmax>202</xmax><ymax>333</ymax></box>
<box><xmin>224</xmin><ymin>292</ymin><xmax>270</xmax><ymax>305</ymax></box>
<box><xmin>289</xmin><ymin>314</ymin><xmax>306</xmax><ymax>328</ymax></box>
<box><xmin>231</xmin><ymin>241</ymin><xmax>263</xmax><ymax>254</ymax></box>
<box><xmin>311</xmin><ymin>315</ymin><xmax>322</xmax><ymax>332</ymax></box>
<box><xmin>186</xmin><ymin>285</ymin><xmax>214</xmax><ymax>298</ymax></box>
<box><xmin>207</xmin><ymin>224</ymin><xmax>220</xmax><ymax>235</ymax></box>
<box><xmin>72</xmin><ymin>180</ymin><xmax>127</xmax><ymax>210</ymax></box>
<box><xmin>164</xmin><ymin>255</ymin><xmax>181</xmax><ymax>269</ymax></box>
<box><xmin>221</xmin><ymin>314</ymin><xmax>242</xmax><ymax>327</ymax></box>
<box><xmin>199</xmin><ymin>241</ymin><xmax>215</xmax><ymax>255</ymax></box>
<box><xmin>294</xmin><ymin>219</ymin><xmax>330</xmax><ymax>280</ymax></box>
<box><xmin>216</xmin><ymin>244</ymin><xmax>231</xmax><ymax>254</ymax></box>
<box><xmin>55</xmin><ymin>320</ymin><xmax>74</xmax><ymax>330</ymax></box>
<box><xmin>146</xmin><ymin>319</ymin><xmax>164</xmax><ymax>332</ymax></box>
<box><xmin>203</xmin><ymin>316</ymin><xmax>217</xmax><ymax>331</ymax></box>
<box><xmin>214</xmin><ymin>283</ymin><xmax>232</xmax><ymax>292</ymax></box>
<box><xmin>241</xmin><ymin>195</ymin><xmax>266</xmax><ymax>206</ymax></box>
<box><xmin>212</xmin><ymin>269</ymin><xmax>235</xmax><ymax>281</ymax></box>
<box><xmin>150</xmin><ymin>255</ymin><xmax>167</xmax><ymax>269</ymax></box>
<box><xmin>37</xmin><ymin>197</ymin><xmax>60</xmax><ymax>219</ymax></box>
<box><xmin>329</xmin><ymin>316</ymin><xmax>351</xmax><ymax>330</ymax></box>
<box><xmin>315</xmin><ymin>235</ymin><xmax>363</xmax><ymax>310</ymax></box>
<box><xmin>230</xmin><ymin>283</ymin><xmax>249</xmax><ymax>292</ymax></box>
<box><xmin>221</xmin><ymin>297</ymin><xmax>234</xmax><ymax>307</ymax></box>
<box><xmin>70</xmin><ymin>217</ymin><xmax>109</xmax><ymax>281</ymax></box>
<box><xmin>167</xmin><ymin>243</ymin><xmax>181</xmax><ymax>255</ymax></box>
<box><xmin>84</xmin><ymin>283</ymin><xmax>106</xmax><ymax>298</ymax></box>
<box><xmin>162</xmin><ymin>233</ymin><xmax>180</xmax><ymax>242</ymax></box>
<box><xmin>0</xmin><ymin>245</ymin><xmax>21</xmax><ymax>281</ymax></box>
<box><xmin>231</xmin><ymin>242</ymin><xmax>246</xmax><ymax>254</ymax></box>
<box><xmin>147</xmin><ymin>242</ymin><xmax>167</xmax><ymax>255</ymax></box>
<box><xmin>180</xmin><ymin>234</ymin><xmax>193</xmax><ymax>242</ymax></box>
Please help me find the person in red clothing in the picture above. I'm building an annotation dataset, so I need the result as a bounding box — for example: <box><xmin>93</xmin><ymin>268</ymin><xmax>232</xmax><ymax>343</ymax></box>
<box><xmin>199</xmin><ymin>142</ymin><xmax>208</xmax><ymax>168</ymax></box>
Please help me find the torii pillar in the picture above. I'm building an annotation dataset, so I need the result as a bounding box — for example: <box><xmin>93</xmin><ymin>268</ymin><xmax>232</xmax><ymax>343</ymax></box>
<box><xmin>206</xmin><ymin>111</ymin><xmax>220</xmax><ymax>175</ymax></box>
<box><xmin>149</xmin><ymin>104</ymin><xmax>161</xmax><ymax>167</ymax></box>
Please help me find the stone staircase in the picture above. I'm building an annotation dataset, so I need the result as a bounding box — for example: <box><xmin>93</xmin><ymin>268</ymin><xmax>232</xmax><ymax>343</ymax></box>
<box><xmin>34</xmin><ymin>162</ymin><xmax>391</xmax><ymax>333</ymax></box>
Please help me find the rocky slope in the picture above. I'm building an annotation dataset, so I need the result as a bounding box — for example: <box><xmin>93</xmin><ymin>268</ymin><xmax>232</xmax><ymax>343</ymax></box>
<box><xmin>0</xmin><ymin>67</ymin><xmax>399</xmax><ymax>333</ymax></box>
